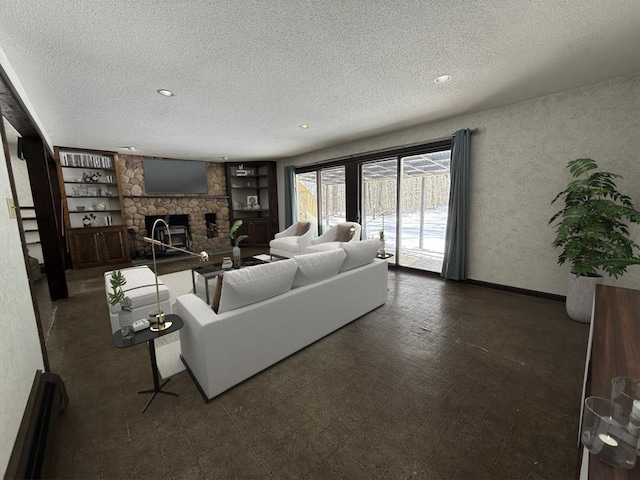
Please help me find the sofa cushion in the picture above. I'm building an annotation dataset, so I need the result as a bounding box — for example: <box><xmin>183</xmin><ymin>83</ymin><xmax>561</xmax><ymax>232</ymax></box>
<box><xmin>335</xmin><ymin>224</ymin><xmax>356</xmax><ymax>242</ymax></box>
<box><xmin>305</xmin><ymin>242</ymin><xmax>342</xmax><ymax>254</ymax></box>
<box><xmin>211</xmin><ymin>272</ymin><xmax>224</xmax><ymax>313</ymax></box>
<box><xmin>292</xmin><ymin>249</ymin><xmax>347</xmax><ymax>288</ymax></box>
<box><xmin>339</xmin><ymin>238</ymin><xmax>380</xmax><ymax>272</ymax></box>
<box><xmin>218</xmin><ymin>259</ymin><xmax>298</xmax><ymax>314</ymax></box>
<box><xmin>296</xmin><ymin>221</ymin><xmax>311</xmax><ymax>236</ymax></box>
<box><xmin>269</xmin><ymin>236</ymin><xmax>302</xmax><ymax>253</ymax></box>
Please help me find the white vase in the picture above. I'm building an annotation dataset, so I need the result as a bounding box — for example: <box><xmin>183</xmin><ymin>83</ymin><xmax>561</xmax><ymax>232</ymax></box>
<box><xmin>566</xmin><ymin>273</ymin><xmax>603</xmax><ymax>323</ymax></box>
<box><xmin>232</xmin><ymin>245</ymin><xmax>241</xmax><ymax>268</ymax></box>
<box><xmin>118</xmin><ymin>310</ymin><xmax>134</xmax><ymax>339</ymax></box>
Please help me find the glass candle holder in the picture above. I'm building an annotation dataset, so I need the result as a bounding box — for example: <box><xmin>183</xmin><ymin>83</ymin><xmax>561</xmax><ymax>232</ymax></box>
<box><xmin>611</xmin><ymin>377</ymin><xmax>640</xmax><ymax>414</ymax></box>
<box><xmin>611</xmin><ymin>376</ymin><xmax>640</xmax><ymax>455</ymax></box>
<box><xmin>581</xmin><ymin>397</ymin><xmax>638</xmax><ymax>469</ymax></box>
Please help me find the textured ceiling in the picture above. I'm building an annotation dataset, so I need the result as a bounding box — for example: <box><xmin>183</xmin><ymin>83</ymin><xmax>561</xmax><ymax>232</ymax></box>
<box><xmin>0</xmin><ymin>1</ymin><xmax>638</xmax><ymax>162</ymax></box>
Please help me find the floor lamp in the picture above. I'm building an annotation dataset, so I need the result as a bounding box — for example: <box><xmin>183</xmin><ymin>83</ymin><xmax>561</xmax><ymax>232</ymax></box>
<box><xmin>143</xmin><ymin>218</ymin><xmax>209</xmax><ymax>331</ymax></box>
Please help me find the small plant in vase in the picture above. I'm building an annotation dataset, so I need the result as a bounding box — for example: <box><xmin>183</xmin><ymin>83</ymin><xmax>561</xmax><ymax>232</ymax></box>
<box><xmin>230</xmin><ymin>220</ymin><xmax>249</xmax><ymax>268</ymax></box>
<box><xmin>108</xmin><ymin>270</ymin><xmax>135</xmax><ymax>338</ymax></box>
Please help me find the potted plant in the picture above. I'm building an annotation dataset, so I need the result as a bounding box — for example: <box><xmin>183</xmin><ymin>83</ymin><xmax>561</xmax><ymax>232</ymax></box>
<box><xmin>108</xmin><ymin>270</ymin><xmax>135</xmax><ymax>337</ymax></box>
<box><xmin>549</xmin><ymin>158</ymin><xmax>640</xmax><ymax>323</ymax></box>
<box><xmin>229</xmin><ymin>220</ymin><xmax>249</xmax><ymax>268</ymax></box>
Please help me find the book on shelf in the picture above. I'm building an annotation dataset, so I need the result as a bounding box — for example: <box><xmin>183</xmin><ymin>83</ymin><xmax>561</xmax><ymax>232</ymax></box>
<box><xmin>60</xmin><ymin>151</ymin><xmax>113</xmax><ymax>169</ymax></box>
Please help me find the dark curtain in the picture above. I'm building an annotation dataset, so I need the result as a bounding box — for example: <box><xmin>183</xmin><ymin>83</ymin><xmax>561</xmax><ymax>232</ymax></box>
<box><xmin>284</xmin><ymin>166</ymin><xmax>297</xmax><ymax>228</ymax></box>
<box><xmin>441</xmin><ymin>129</ymin><xmax>471</xmax><ymax>280</ymax></box>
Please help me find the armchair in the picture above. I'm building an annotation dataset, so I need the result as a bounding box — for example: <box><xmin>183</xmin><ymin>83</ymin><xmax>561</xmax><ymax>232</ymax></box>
<box><xmin>269</xmin><ymin>221</ymin><xmax>317</xmax><ymax>259</ymax></box>
<box><xmin>305</xmin><ymin>222</ymin><xmax>362</xmax><ymax>253</ymax></box>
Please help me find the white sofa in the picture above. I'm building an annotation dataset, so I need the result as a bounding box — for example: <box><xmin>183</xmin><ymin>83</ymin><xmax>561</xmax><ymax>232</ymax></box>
<box><xmin>104</xmin><ymin>265</ymin><xmax>171</xmax><ymax>333</ymax></box>
<box><xmin>176</xmin><ymin>239</ymin><xmax>386</xmax><ymax>400</ymax></box>
<box><xmin>305</xmin><ymin>222</ymin><xmax>362</xmax><ymax>253</ymax></box>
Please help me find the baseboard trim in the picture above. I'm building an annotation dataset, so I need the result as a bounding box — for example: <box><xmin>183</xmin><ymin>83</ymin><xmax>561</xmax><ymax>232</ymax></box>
<box><xmin>389</xmin><ymin>264</ymin><xmax>565</xmax><ymax>302</ymax></box>
<box><xmin>465</xmin><ymin>278</ymin><xmax>566</xmax><ymax>302</ymax></box>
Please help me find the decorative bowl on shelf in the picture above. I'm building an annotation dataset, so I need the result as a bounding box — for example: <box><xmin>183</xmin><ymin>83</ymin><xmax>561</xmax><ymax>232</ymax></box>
<box><xmin>76</xmin><ymin>206</ymin><xmax>85</xmax><ymax>211</ymax></box>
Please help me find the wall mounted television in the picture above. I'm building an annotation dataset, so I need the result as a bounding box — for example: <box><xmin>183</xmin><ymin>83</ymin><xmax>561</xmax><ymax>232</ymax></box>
<box><xmin>143</xmin><ymin>157</ymin><xmax>208</xmax><ymax>194</ymax></box>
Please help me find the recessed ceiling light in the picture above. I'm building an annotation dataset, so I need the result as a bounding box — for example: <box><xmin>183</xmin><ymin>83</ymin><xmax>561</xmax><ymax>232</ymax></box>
<box><xmin>157</xmin><ymin>89</ymin><xmax>175</xmax><ymax>97</ymax></box>
<box><xmin>434</xmin><ymin>75</ymin><xmax>452</xmax><ymax>84</ymax></box>
<box><xmin>299</xmin><ymin>124</ymin><xmax>310</xmax><ymax>129</ymax></box>
<box><xmin>121</xmin><ymin>146</ymin><xmax>136</xmax><ymax>151</ymax></box>
<box><xmin>221</xmin><ymin>156</ymin><xmax>229</xmax><ymax>160</ymax></box>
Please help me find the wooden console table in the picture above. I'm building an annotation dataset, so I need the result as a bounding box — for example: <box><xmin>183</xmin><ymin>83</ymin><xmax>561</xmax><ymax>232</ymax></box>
<box><xmin>579</xmin><ymin>284</ymin><xmax>640</xmax><ymax>478</ymax></box>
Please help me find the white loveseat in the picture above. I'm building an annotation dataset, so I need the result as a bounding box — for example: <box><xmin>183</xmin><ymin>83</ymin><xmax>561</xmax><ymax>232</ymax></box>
<box><xmin>176</xmin><ymin>239</ymin><xmax>386</xmax><ymax>400</ymax></box>
<box><xmin>104</xmin><ymin>265</ymin><xmax>171</xmax><ymax>333</ymax></box>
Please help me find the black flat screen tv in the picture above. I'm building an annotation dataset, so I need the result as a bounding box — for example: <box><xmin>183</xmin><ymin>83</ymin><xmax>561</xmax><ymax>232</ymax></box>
<box><xmin>143</xmin><ymin>157</ymin><xmax>208</xmax><ymax>194</ymax></box>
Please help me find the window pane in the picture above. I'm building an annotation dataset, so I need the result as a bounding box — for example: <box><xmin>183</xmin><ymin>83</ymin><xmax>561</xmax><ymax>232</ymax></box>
<box><xmin>399</xmin><ymin>150</ymin><xmax>451</xmax><ymax>272</ymax></box>
<box><xmin>296</xmin><ymin>172</ymin><xmax>318</xmax><ymax>223</ymax></box>
<box><xmin>320</xmin><ymin>166</ymin><xmax>345</xmax><ymax>232</ymax></box>
<box><xmin>362</xmin><ymin>158</ymin><xmax>397</xmax><ymax>263</ymax></box>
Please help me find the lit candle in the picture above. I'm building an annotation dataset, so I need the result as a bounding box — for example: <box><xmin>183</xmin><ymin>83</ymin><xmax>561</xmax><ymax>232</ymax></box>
<box><xmin>598</xmin><ymin>433</ymin><xmax>619</xmax><ymax>447</ymax></box>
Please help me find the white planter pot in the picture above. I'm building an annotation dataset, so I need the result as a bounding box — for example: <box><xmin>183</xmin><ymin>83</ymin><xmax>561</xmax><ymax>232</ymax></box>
<box><xmin>232</xmin><ymin>245</ymin><xmax>241</xmax><ymax>268</ymax></box>
<box><xmin>566</xmin><ymin>273</ymin><xmax>603</xmax><ymax>323</ymax></box>
<box><xmin>118</xmin><ymin>309</ymin><xmax>134</xmax><ymax>338</ymax></box>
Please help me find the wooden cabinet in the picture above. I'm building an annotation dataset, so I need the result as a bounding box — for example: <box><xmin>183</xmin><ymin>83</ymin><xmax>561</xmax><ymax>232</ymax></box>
<box><xmin>55</xmin><ymin>147</ymin><xmax>130</xmax><ymax>268</ymax></box>
<box><xmin>226</xmin><ymin>162</ymin><xmax>278</xmax><ymax>247</ymax></box>
<box><xmin>235</xmin><ymin>218</ymin><xmax>273</xmax><ymax>246</ymax></box>
<box><xmin>68</xmin><ymin>227</ymin><xmax>129</xmax><ymax>268</ymax></box>
<box><xmin>579</xmin><ymin>285</ymin><xmax>640</xmax><ymax>479</ymax></box>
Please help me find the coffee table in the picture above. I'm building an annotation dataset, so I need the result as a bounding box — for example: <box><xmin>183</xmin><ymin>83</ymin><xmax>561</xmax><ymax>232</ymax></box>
<box><xmin>112</xmin><ymin>313</ymin><xmax>183</xmax><ymax>413</ymax></box>
<box><xmin>191</xmin><ymin>256</ymin><xmax>268</xmax><ymax>304</ymax></box>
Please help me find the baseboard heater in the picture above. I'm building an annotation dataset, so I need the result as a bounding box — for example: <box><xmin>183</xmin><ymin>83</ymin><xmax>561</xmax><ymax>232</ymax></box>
<box><xmin>4</xmin><ymin>370</ymin><xmax>68</xmax><ymax>480</ymax></box>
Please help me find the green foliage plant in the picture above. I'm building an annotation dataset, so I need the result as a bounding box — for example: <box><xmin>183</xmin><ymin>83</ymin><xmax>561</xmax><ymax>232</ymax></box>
<box><xmin>229</xmin><ymin>219</ymin><xmax>249</xmax><ymax>246</ymax></box>
<box><xmin>549</xmin><ymin>158</ymin><xmax>640</xmax><ymax>279</ymax></box>
<box><xmin>107</xmin><ymin>270</ymin><xmax>133</xmax><ymax>311</ymax></box>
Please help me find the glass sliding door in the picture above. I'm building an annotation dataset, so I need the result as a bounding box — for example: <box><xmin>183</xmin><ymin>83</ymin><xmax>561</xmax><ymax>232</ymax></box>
<box><xmin>319</xmin><ymin>166</ymin><xmax>345</xmax><ymax>233</ymax></box>
<box><xmin>361</xmin><ymin>158</ymin><xmax>397</xmax><ymax>265</ymax></box>
<box><xmin>294</xmin><ymin>142</ymin><xmax>451</xmax><ymax>273</ymax></box>
<box><xmin>398</xmin><ymin>151</ymin><xmax>451</xmax><ymax>272</ymax></box>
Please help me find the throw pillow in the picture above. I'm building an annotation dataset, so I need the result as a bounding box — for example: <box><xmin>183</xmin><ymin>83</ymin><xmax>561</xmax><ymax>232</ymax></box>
<box><xmin>218</xmin><ymin>259</ymin><xmax>298</xmax><ymax>313</ymax></box>
<box><xmin>296</xmin><ymin>221</ymin><xmax>311</xmax><ymax>236</ymax></box>
<box><xmin>339</xmin><ymin>238</ymin><xmax>380</xmax><ymax>272</ymax></box>
<box><xmin>292</xmin><ymin>249</ymin><xmax>346</xmax><ymax>288</ymax></box>
<box><xmin>335</xmin><ymin>224</ymin><xmax>355</xmax><ymax>242</ymax></box>
<box><xmin>211</xmin><ymin>272</ymin><xmax>224</xmax><ymax>314</ymax></box>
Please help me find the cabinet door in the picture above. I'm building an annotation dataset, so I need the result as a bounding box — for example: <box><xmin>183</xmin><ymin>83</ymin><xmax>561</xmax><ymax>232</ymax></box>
<box><xmin>101</xmin><ymin>228</ymin><xmax>129</xmax><ymax>264</ymax></box>
<box><xmin>233</xmin><ymin>221</ymin><xmax>251</xmax><ymax>246</ymax></box>
<box><xmin>249</xmin><ymin>219</ymin><xmax>272</xmax><ymax>246</ymax></box>
<box><xmin>70</xmin><ymin>230</ymin><xmax>101</xmax><ymax>268</ymax></box>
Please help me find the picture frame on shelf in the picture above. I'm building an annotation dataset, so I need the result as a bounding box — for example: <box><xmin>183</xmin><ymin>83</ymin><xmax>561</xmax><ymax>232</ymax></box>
<box><xmin>246</xmin><ymin>195</ymin><xmax>258</xmax><ymax>210</ymax></box>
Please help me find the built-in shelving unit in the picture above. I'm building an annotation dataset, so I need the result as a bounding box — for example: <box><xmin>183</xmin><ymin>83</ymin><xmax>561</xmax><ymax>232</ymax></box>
<box><xmin>55</xmin><ymin>147</ymin><xmax>130</xmax><ymax>268</ymax></box>
<box><xmin>225</xmin><ymin>162</ymin><xmax>278</xmax><ymax>246</ymax></box>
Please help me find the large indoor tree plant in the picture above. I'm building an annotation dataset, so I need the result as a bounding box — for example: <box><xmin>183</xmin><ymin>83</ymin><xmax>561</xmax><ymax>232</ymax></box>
<box><xmin>549</xmin><ymin>158</ymin><xmax>640</xmax><ymax>323</ymax></box>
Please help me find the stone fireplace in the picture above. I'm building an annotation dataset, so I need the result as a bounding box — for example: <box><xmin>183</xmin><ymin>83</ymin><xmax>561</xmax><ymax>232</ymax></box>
<box><xmin>118</xmin><ymin>154</ymin><xmax>232</xmax><ymax>258</ymax></box>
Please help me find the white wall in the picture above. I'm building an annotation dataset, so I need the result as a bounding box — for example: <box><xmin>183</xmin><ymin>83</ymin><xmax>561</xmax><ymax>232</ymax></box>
<box><xmin>278</xmin><ymin>74</ymin><xmax>640</xmax><ymax>296</ymax></box>
<box><xmin>0</xmin><ymin>138</ymin><xmax>44</xmax><ymax>474</ymax></box>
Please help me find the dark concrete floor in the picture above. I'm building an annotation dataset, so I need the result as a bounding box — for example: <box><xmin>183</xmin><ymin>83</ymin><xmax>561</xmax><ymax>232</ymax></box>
<box><xmin>41</xmin><ymin>253</ymin><xmax>589</xmax><ymax>479</ymax></box>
